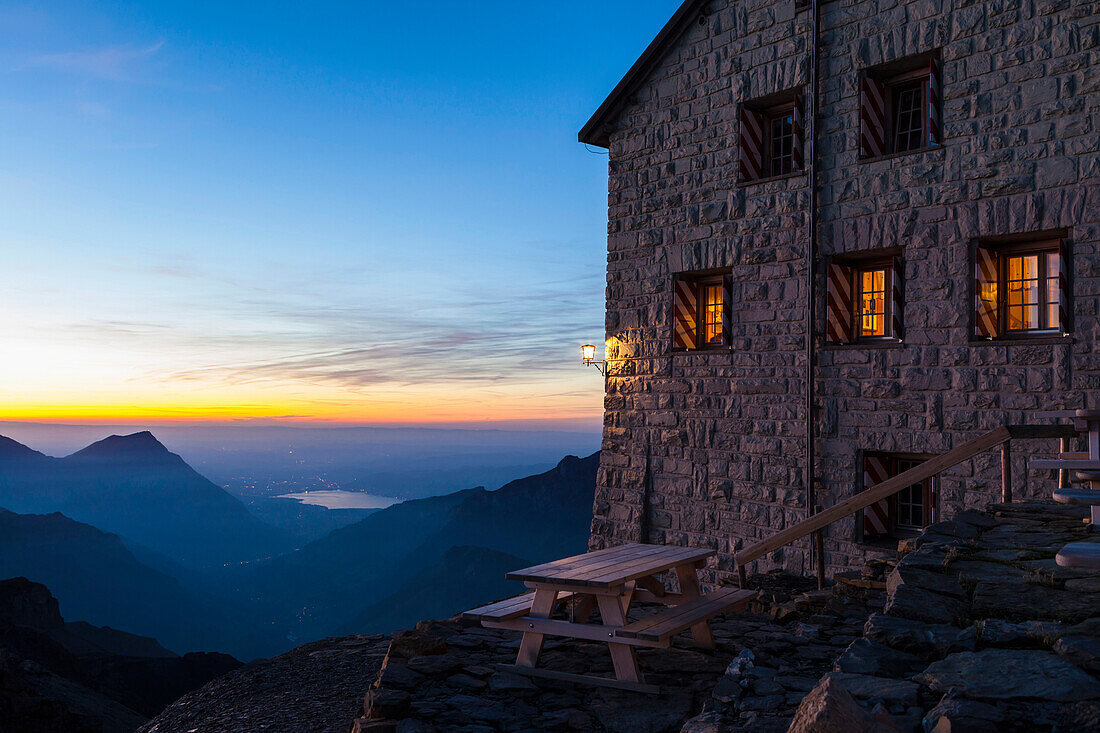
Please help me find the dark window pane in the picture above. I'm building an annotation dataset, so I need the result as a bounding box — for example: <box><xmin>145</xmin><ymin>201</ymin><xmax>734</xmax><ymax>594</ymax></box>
<box><xmin>893</xmin><ymin>83</ymin><xmax>925</xmax><ymax>153</ymax></box>
<box><xmin>769</xmin><ymin>113</ymin><xmax>793</xmax><ymax>177</ymax></box>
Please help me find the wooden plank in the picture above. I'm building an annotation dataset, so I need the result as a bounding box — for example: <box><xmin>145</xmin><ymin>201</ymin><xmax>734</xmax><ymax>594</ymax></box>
<box><xmin>1008</xmin><ymin>424</ymin><xmax>1079</xmax><ymax>439</ymax></box>
<box><xmin>617</xmin><ymin>588</ymin><xmax>757</xmax><ymax>642</ymax></box>
<box><xmin>674</xmin><ymin>564</ymin><xmax>714</xmax><ymax>649</ymax></box>
<box><xmin>516</xmin><ymin>588</ymin><xmax>557</xmax><ymax>668</ymax></box>
<box><xmin>579</xmin><ymin>547</ymin><xmax>714</xmax><ymax>587</ymax></box>
<box><xmin>496</xmin><ymin>664</ymin><xmax>660</xmax><ymax>695</ymax></box>
<box><xmin>1031</xmin><ymin>459</ymin><xmax>1100</xmax><ymax>470</ymax></box>
<box><xmin>462</xmin><ymin>590</ymin><xmax>576</xmax><ymax>621</ymax></box>
<box><xmin>635</xmin><ymin>574</ymin><xmax>666</xmax><ymax>597</ymax></box>
<box><xmin>509</xmin><ymin>544</ymin><xmax>668</xmax><ymax>584</ymax></box>
<box><xmin>508</xmin><ymin>543</ymin><xmax>653</xmax><ymax>579</ymax></box>
<box><xmin>483</xmin><ymin>617</ymin><xmax>665</xmax><ymax>648</ymax></box>
<box><xmin>1056</xmin><ymin>542</ymin><xmax>1100</xmax><ymax>570</ymax></box>
<box><xmin>596</xmin><ymin>594</ymin><xmax>643</xmax><ymax>684</ymax></box>
<box><xmin>736</xmin><ymin>426</ymin><xmax>1014</xmax><ymax>567</ymax></box>
<box><xmin>537</xmin><ymin>545</ymin><xmax>674</xmax><ymax>583</ymax></box>
<box><xmin>523</xmin><ymin>582</ymin><xmax>624</xmax><ymax>597</ymax></box>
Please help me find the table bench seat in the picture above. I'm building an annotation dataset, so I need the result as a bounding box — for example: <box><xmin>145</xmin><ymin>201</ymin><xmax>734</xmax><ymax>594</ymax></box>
<box><xmin>1054</xmin><ymin>488</ymin><xmax>1100</xmax><ymax>506</ymax></box>
<box><xmin>462</xmin><ymin>590</ymin><xmax>576</xmax><ymax>622</ymax></box>
<box><xmin>615</xmin><ymin>588</ymin><xmax>757</xmax><ymax>643</ymax></box>
<box><xmin>1056</xmin><ymin>542</ymin><xmax>1100</xmax><ymax>570</ymax></box>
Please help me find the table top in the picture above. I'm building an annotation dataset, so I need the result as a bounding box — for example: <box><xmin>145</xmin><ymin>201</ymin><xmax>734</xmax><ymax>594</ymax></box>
<box><xmin>507</xmin><ymin>543</ymin><xmax>714</xmax><ymax>589</ymax></box>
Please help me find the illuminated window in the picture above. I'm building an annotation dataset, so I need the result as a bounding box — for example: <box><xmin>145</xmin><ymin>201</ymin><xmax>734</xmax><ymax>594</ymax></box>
<box><xmin>672</xmin><ymin>273</ymin><xmax>730</xmax><ymax>350</ymax></box>
<box><xmin>858</xmin><ymin>268</ymin><xmax>888</xmax><ymax>337</ymax></box>
<box><xmin>974</xmin><ymin>240</ymin><xmax>1067</xmax><ymax>339</ymax></box>
<box><xmin>827</xmin><ymin>258</ymin><xmax>902</xmax><ymax>344</ymax></box>
<box><xmin>703</xmin><ymin>284</ymin><xmax>725</xmax><ymax>345</ymax></box>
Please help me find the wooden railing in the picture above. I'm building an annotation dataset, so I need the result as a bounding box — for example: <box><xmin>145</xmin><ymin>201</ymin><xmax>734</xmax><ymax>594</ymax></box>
<box><xmin>734</xmin><ymin>423</ymin><xmax>1078</xmax><ymax>587</ymax></box>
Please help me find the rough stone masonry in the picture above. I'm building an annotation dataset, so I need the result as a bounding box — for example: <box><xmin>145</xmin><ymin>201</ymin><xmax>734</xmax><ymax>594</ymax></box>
<box><xmin>583</xmin><ymin>0</ymin><xmax>1100</xmax><ymax>580</ymax></box>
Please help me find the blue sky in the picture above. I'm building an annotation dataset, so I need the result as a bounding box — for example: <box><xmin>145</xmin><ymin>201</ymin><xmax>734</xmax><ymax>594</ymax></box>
<box><xmin>0</xmin><ymin>0</ymin><xmax>682</xmax><ymax>425</ymax></box>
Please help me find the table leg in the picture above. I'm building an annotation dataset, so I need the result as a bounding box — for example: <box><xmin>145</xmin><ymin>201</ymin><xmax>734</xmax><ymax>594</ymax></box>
<box><xmin>516</xmin><ymin>588</ymin><xmax>557</xmax><ymax>668</ymax></box>
<box><xmin>596</xmin><ymin>594</ymin><xmax>642</xmax><ymax>684</ymax></box>
<box><xmin>675</xmin><ymin>565</ymin><xmax>715</xmax><ymax>650</ymax></box>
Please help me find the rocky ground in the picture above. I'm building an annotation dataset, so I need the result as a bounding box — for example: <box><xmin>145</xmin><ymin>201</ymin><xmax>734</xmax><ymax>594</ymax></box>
<box><xmin>138</xmin><ymin>635</ymin><xmax>389</xmax><ymax>733</ymax></box>
<box><xmin>352</xmin><ymin>502</ymin><xmax>1099</xmax><ymax>733</ymax></box>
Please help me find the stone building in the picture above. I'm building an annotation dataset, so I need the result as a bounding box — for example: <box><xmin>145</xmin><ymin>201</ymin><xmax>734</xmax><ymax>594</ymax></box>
<box><xmin>579</xmin><ymin>0</ymin><xmax>1098</xmax><ymax>578</ymax></box>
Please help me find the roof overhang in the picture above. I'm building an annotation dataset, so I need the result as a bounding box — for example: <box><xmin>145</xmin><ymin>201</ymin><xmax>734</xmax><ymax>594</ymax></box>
<box><xmin>578</xmin><ymin>0</ymin><xmax>711</xmax><ymax>148</ymax></box>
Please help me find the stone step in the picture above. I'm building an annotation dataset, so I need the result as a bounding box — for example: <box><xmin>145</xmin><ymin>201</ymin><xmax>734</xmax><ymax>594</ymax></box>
<box><xmin>1053</xmin><ymin>488</ymin><xmax>1100</xmax><ymax>506</ymax></box>
<box><xmin>1056</xmin><ymin>542</ymin><xmax>1100</xmax><ymax>570</ymax></box>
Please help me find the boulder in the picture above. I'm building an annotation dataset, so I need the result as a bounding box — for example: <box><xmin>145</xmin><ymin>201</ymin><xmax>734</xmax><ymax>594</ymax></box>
<box><xmin>786</xmin><ymin>675</ymin><xmax>903</xmax><ymax>733</ymax></box>
<box><xmin>883</xmin><ymin>568</ymin><xmax>968</xmax><ymax>626</ymax></box>
<box><xmin>1055</xmin><ymin>636</ymin><xmax>1100</xmax><ymax>675</ymax></box>
<box><xmin>914</xmin><ymin>649</ymin><xmax>1100</xmax><ymax>701</ymax></box>
<box><xmin>824</xmin><ymin>673</ymin><xmax>920</xmax><ymax>707</ymax></box>
<box><xmin>389</xmin><ymin>630</ymin><xmax>446</xmax><ymax>658</ymax></box>
<box><xmin>977</xmin><ymin>619</ymin><xmax>1065</xmax><ymax>647</ymax></box>
<box><xmin>833</xmin><ymin>639</ymin><xmax>923</xmax><ymax>678</ymax></box>
<box><xmin>921</xmin><ymin>693</ymin><xmax>1004</xmax><ymax>733</ymax></box>
<box><xmin>863</xmin><ymin>614</ymin><xmax>976</xmax><ymax>659</ymax></box>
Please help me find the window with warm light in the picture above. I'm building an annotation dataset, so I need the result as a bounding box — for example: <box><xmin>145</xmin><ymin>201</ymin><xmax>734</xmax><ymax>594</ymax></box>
<box><xmin>673</xmin><ymin>272</ymin><xmax>731</xmax><ymax>351</ymax></box>
<box><xmin>857</xmin><ymin>267</ymin><xmax>889</xmax><ymax>338</ymax></box>
<box><xmin>827</xmin><ymin>256</ymin><xmax>902</xmax><ymax>344</ymax></box>
<box><xmin>973</xmin><ymin>238</ymin><xmax>1069</xmax><ymax>340</ymax></box>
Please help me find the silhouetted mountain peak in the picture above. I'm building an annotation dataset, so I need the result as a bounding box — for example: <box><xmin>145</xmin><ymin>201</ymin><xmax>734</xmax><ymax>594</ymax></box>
<box><xmin>69</xmin><ymin>431</ymin><xmax>175</xmax><ymax>462</ymax></box>
<box><xmin>0</xmin><ymin>436</ymin><xmax>46</xmax><ymax>462</ymax></box>
<box><xmin>0</xmin><ymin>577</ymin><xmax>64</xmax><ymax>631</ymax></box>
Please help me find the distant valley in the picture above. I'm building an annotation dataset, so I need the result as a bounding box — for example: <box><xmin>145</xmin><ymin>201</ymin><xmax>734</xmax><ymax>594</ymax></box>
<box><xmin>0</xmin><ymin>429</ymin><xmax>600</xmax><ymax>663</ymax></box>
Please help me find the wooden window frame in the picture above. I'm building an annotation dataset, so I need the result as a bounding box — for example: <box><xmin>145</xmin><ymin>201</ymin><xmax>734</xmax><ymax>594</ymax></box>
<box><xmin>764</xmin><ymin>103</ymin><xmax>796</xmax><ymax>178</ymax></box>
<box><xmin>859</xmin><ymin>452</ymin><xmax>937</xmax><ymax>543</ymax></box>
<box><xmin>889</xmin><ymin>78</ymin><xmax>927</xmax><ymax>154</ymax></box>
<box><xmin>860</xmin><ymin>53</ymin><xmax>940</xmax><ymax>160</ymax></box>
<box><xmin>853</xmin><ymin>260</ymin><xmax>894</xmax><ymax>342</ymax></box>
<box><xmin>692</xmin><ymin>275</ymin><xmax>727</xmax><ymax>350</ymax></box>
<box><xmin>970</xmin><ymin>237</ymin><xmax>1068</xmax><ymax>341</ymax></box>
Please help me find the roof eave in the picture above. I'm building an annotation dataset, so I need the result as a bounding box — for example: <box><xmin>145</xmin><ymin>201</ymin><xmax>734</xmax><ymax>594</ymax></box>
<box><xmin>578</xmin><ymin>0</ymin><xmax>710</xmax><ymax>148</ymax></box>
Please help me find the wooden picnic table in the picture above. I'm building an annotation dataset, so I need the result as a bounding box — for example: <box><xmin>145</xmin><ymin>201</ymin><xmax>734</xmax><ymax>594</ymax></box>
<box><xmin>463</xmin><ymin>543</ymin><xmax>756</xmax><ymax>693</ymax></box>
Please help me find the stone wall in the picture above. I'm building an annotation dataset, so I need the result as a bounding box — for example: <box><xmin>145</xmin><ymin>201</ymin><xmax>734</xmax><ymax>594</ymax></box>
<box><xmin>590</xmin><ymin>0</ymin><xmax>1099</xmax><ymax>579</ymax></box>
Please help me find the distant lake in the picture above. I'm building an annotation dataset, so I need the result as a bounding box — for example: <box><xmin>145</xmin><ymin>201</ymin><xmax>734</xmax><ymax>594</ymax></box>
<box><xmin>277</xmin><ymin>491</ymin><xmax>399</xmax><ymax>510</ymax></box>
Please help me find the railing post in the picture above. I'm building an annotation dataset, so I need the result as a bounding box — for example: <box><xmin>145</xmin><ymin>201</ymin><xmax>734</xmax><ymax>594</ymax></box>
<box><xmin>737</xmin><ymin>564</ymin><xmax>747</xmax><ymax>589</ymax></box>
<box><xmin>814</xmin><ymin>529</ymin><xmax>825</xmax><ymax>590</ymax></box>
<box><xmin>1060</xmin><ymin>437</ymin><xmax>1071</xmax><ymax>489</ymax></box>
<box><xmin>1001</xmin><ymin>442</ymin><xmax>1012</xmax><ymax>504</ymax></box>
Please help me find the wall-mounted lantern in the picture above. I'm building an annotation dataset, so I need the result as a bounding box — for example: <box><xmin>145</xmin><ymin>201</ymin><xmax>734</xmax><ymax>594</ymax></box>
<box><xmin>580</xmin><ymin>344</ymin><xmax>607</xmax><ymax>376</ymax></box>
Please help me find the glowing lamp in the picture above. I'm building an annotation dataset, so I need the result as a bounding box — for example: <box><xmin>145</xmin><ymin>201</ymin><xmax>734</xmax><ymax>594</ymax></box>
<box><xmin>580</xmin><ymin>344</ymin><xmax>607</xmax><ymax>376</ymax></box>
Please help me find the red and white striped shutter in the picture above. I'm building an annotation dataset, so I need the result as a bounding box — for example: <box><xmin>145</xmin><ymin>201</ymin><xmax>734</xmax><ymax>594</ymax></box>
<box><xmin>722</xmin><ymin>274</ymin><xmax>733</xmax><ymax>346</ymax></box>
<box><xmin>975</xmin><ymin>246</ymin><xmax>1000</xmax><ymax>339</ymax></box>
<box><xmin>891</xmin><ymin>256</ymin><xmax>904</xmax><ymax>340</ymax></box>
<box><xmin>827</xmin><ymin>263</ymin><xmax>854</xmax><ymax>344</ymax></box>
<box><xmin>863</xmin><ymin>456</ymin><xmax>891</xmax><ymax>537</ymax></box>
<box><xmin>792</xmin><ymin>94</ymin><xmax>805</xmax><ymax>172</ymax></box>
<box><xmin>739</xmin><ymin>108</ymin><xmax>764</xmax><ymax>181</ymax></box>
<box><xmin>860</xmin><ymin>76</ymin><xmax>887</xmax><ymax>158</ymax></box>
<box><xmin>673</xmin><ymin>278</ymin><xmax>698</xmax><ymax>350</ymax></box>
<box><xmin>1057</xmin><ymin>239</ymin><xmax>1071</xmax><ymax>333</ymax></box>
<box><xmin>928</xmin><ymin>56</ymin><xmax>942</xmax><ymax>146</ymax></box>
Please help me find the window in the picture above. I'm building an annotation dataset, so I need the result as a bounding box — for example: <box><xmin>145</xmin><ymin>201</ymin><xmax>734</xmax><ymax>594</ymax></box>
<box><xmin>860</xmin><ymin>53</ymin><xmax>941</xmax><ymax>158</ymax></box>
<box><xmin>673</xmin><ymin>273</ymin><xmax>731</xmax><ymax>350</ymax></box>
<box><xmin>827</xmin><ymin>256</ymin><xmax>903</xmax><ymax>344</ymax></box>
<box><xmin>739</xmin><ymin>91</ymin><xmax>804</xmax><ymax>182</ymax></box>
<box><xmin>861</xmin><ymin>454</ymin><xmax>936</xmax><ymax>541</ymax></box>
<box><xmin>973</xmin><ymin>238</ymin><xmax>1070</xmax><ymax>340</ymax></box>
<box><xmin>768</xmin><ymin>111</ymin><xmax>795</xmax><ymax>177</ymax></box>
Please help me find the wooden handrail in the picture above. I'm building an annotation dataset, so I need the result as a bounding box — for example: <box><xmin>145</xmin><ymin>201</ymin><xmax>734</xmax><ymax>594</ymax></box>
<box><xmin>734</xmin><ymin>423</ymin><xmax>1072</xmax><ymax>573</ymax></box>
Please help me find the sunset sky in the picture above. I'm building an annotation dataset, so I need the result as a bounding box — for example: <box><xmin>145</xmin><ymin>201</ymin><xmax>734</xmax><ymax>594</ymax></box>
<box><xmin>0</xmin><ymin>1</ymin><xmax>680</xmax><ymax>425</ymax></box>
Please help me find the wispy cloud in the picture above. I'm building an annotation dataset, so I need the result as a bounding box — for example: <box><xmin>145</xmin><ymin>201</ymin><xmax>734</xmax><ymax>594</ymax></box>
<box><xmin>24</xmin><ymin>41</ymin><xmax>164</xmax><ymax>82</ymax></box>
